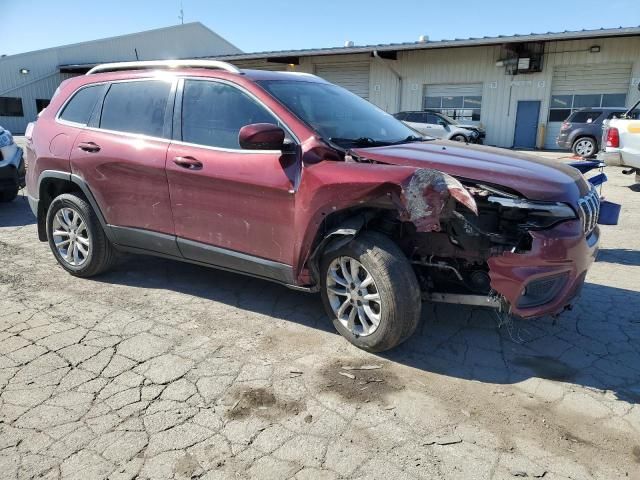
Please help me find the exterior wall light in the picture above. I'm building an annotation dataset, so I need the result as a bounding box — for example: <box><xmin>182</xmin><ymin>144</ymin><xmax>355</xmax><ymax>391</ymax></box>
<box><xmin>589</xmin><ymin>45</ymin><xmax>601</xmax><ymax>53</ymax></box>
<box><xmin>19</xmin><ymin>68</ymin><xmax>30</xmax><ymax>75</ymax></box>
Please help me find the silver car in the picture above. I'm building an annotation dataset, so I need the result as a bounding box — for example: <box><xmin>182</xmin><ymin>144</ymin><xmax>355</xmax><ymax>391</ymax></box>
<box><xmin>394</xmin><ymin>110</ymin><xmax>485</xmax><ymax>143</ymax></box>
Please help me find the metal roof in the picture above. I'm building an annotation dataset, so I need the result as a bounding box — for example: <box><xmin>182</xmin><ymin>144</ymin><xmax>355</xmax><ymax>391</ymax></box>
<box><xmin>213</xmin><ymin>25</ymin><xmax>640</xmax><ymax>61</ymax></box>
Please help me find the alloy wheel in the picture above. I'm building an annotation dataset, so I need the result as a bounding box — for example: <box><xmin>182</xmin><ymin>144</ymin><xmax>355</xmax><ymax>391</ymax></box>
<box><xmin>52</xmin><ymin>207</ymin><xmax>91</xmax><ymax>266</ymax></box>
<box><xmin>575</xmin><ymin>139</ymin><xmax>595</xmax><ymax>157</ymax></box>
<box><xmin>326</xmin><ymin>256</ymin><xmax>382</xmax><ymax>337</ymax></box>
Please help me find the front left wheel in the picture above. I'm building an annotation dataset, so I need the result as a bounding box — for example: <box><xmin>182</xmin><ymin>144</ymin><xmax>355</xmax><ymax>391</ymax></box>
<box><xmin>319</xmin><ymin>231</ymin><xmax>422</xmax><ymax>352</ymax></box>
<box><xmin>46</xmin><ymin>193</ymin><xmax>116</xmax><ymax>277</ymax></box>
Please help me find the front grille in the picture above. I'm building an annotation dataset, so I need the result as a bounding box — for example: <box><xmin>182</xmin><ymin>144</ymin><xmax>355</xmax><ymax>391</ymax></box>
<box><xmin>578</xmin><ymin>188</ymin><xmax>600</xmax><ymax>234</ymax></box>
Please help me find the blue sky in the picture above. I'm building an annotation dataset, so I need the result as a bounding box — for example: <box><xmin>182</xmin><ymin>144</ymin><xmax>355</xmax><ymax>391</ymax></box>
<box><xmin>2</xmin><ymin>0</ymin><xmax>639</xmax><ymax>56</ymax></box>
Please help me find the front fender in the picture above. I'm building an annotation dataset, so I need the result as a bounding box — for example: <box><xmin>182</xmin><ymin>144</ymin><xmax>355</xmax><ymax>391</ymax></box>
<box><xmin>292</xmin><ymin>161</ymin><xmax>478</xmax><ymax>285</ymax></box>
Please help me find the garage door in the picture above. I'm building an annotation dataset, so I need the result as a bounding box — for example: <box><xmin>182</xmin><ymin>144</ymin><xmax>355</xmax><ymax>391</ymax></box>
<box><xmin>424</xmin><ymin>83</ymin><xmax>483</xmax><ymax>123</ymax></box>
<box><xmin>545</xmin><ymin>64</ymin><xmax>632</xmax><ymax>148</ymax></box>
<box><xmin>315</xmin><ymin>63</ymin><xmax>370</xmax><ymax>100</ymax></box>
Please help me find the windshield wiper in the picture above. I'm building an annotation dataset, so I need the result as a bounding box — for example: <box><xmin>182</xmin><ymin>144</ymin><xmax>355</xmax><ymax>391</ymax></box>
<box><xmin>329</xmin><ymin>137</ymin><xmax>389</xmax><ymax>148</ymax></box>
<box><xmin>388</xmin><ymin>135</ymin><xmax>430</xmax><ymax>145</ymax></box>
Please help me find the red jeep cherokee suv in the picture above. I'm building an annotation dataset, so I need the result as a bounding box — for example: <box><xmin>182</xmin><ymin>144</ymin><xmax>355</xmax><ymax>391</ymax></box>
<box><xmin>25</xmin><ymin>60</ymin><xmax>600</xmax><ymax>352</ymax></box>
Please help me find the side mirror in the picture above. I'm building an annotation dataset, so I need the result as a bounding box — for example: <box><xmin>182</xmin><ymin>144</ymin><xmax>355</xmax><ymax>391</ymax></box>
<box><xmin>438</xmin><ymin>120</ymin><xmax>449</xmax><ymax>128</ymax></box>
<box><xmin>239</xmin><ymin>123</ymin><xmax>286</xmax><ymax>150</ymax></box>
<box><xmin>637</xmin><ymin>81</ymin><xmax>640</xmax><ymax>92</ymax></box>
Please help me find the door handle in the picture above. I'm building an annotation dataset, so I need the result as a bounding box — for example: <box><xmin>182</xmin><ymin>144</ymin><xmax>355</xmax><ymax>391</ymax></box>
<box><xmin>78</xmin><ymin>142</ymin><xmax>101</xmax><ymax>153</ymax></box>
<box><xmin>173</xmin><ymin>156</ymin><xmax>203</xmax><ymax>170</ymax></box>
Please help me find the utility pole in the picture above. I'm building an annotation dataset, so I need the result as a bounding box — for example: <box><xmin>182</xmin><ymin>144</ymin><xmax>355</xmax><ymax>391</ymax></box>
<box><xmin>178</xmin><ymin>0</ymin><xmax>184</xmax><ymax>24</ymax></box>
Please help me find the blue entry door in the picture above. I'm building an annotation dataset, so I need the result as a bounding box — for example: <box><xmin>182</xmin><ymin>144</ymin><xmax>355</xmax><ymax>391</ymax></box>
<box><xmin>513</xmin><ymin>100</ymin><xmax>541</xmax><ymax>149</ymax></box>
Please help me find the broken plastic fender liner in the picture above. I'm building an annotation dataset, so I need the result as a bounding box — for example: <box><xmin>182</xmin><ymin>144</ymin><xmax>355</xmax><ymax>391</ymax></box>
<box><xmin>400</xmin><ymin>169</ymin><xmax>477</xmax><ymax>232</ymax></box>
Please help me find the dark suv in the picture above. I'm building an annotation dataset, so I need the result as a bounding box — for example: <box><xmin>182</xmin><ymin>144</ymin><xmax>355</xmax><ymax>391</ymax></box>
<box><xmin>556</xmin><ymin>108</ymin><xmax>628</xmax><ymax>158</ymax></box>
<box><xmin>26</xmin><ymin>60</ymin><xmax>599</xmax><ymax>352</ymax></box>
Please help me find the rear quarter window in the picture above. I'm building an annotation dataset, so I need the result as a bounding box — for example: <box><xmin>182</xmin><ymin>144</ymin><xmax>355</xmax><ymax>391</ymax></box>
<box><xmin>569</xmin><ymin>111</ymin><xmax>602</xmax><ymax>124</ymax></box>
<box><xmin>58</xmin><ymin>85</ymin><xmax>103</xmax><ymax>125</ymax></box>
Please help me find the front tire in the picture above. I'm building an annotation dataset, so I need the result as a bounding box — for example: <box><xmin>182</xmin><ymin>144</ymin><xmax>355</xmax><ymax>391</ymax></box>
<box><xmin>572</xmin><ymin>137</ymin><xmax>597</xmax><ymax>158</ymax></box>
<box><xmin>46</xmin><ymin>193</ymin><xmax>116</xmax><ymax>277</ymax></box>
<box><xmin>451</xmin><ymin>134</ymin><xmax>467</xmax><ymax>142</ymax></box>
<box><xmin>320</xmin><ymin>231</ymin><xmax>422</xmax><ymax>352</ymax></box>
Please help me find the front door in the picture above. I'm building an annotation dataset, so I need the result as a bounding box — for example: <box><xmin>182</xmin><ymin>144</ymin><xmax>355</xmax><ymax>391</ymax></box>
<box><xmin>513</xmin><ymin>100</ymin><xmax>541</xmax><ymax>149</ymax></box>
<box><xmin>166</xmin><ymin>79</ymin><xmax>297</xmax><ymax>279</ymax></box>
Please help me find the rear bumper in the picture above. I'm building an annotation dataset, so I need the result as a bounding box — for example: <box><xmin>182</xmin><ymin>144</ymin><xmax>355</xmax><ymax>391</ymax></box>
<box><xmin>597</xmin><ymin>149</ymin><xmax>623</xmax><ymax>166</ymax></box>
<box><xmin>556</xmin><ymin>135</ymin><xmax>571</xmax><ymax>149</ymax></box>
<box><xmin>488</xmin><ymin>220</ymin><xmax>598</xmax><ymax>318</ymax></box>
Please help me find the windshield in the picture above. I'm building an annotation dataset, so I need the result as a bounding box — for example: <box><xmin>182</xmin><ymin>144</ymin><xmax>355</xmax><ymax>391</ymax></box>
<box><xmin>258</xmin><ymin>80</ymin><xmax>424</xmax><ymax>148</ymax></box>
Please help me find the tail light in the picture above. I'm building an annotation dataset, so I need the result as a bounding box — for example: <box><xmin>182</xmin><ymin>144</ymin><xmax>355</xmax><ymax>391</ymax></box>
<box><xmin>24</xmin><ymin>122</ymin><xmax>35</xmax><ymax>141</ymax></box>
<box><xmin>606</xmin><ymin>127</ymin><xmax>620</xmax><ymax>148</ymax></box>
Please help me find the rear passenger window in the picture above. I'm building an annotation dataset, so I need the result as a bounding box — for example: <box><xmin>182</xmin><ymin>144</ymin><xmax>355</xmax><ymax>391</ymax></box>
<box><xmin>100</xmin><ymin>81</ymin><xmax>171</xmax><ymax>137</ymax></box>
<box><xmin>181</xmin><ymin>80</ymin><xmax>278</xmax><ymax>149</ymax></box>
<box><xmin>59</xmin><ymin>85</ymin><xmax>103</xmax><ymax>125</ymax></box>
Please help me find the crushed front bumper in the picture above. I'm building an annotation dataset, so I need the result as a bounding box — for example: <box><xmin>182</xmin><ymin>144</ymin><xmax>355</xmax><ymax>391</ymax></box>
<box><xmin>487</xmin><ymin>220</ymin><xmax>598</xmax><ymax>318</ymax></box>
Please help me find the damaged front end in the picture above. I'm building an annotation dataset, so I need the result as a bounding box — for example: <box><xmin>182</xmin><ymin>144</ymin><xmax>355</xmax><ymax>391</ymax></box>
<box><xmin>389</xmin><ymin>168</ymin><xmax>593</xmax><ymax>318</ymax></box>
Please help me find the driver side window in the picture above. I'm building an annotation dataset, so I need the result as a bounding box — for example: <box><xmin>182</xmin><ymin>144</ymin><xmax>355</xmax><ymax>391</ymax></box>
<box><xmin>181</xmin><ymin>80</ymin><xmax>279</xmax><ymax>149</ymax></box>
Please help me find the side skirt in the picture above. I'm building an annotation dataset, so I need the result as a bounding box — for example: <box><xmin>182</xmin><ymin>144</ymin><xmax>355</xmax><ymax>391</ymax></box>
<box><xmin>109</xmin><ymin>226</ymin><xmax>302</xmax><ymax>290</ymax></box>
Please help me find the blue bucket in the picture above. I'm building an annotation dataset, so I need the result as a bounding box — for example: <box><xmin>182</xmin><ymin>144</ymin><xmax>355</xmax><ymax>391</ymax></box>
<box><xmin>598</xmin><ymin>200</ymin><xmax>621</xmax><ymax>225</ymax></box>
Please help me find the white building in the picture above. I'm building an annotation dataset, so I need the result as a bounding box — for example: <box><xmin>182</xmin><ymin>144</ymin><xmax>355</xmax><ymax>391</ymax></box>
<box><xmin>0</xmin><ymin>23</ymin><xmax>241</xmax><ymax>133</ymax></box>
<box><xmin>218</xmin><ymin>26</ymin><xmax>640</xmax><ymax>149</ymax></box>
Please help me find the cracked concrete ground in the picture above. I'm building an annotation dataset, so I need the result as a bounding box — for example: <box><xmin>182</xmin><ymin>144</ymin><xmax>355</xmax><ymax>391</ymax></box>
<box><xmin>1</xmin><ymin>149</ymin><xmax>639</xmax><ymax>479</ymax></box>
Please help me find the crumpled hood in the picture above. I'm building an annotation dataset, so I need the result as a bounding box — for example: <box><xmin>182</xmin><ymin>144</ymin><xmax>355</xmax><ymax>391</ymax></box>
<box><xmin>352</xmin><ymin>141</ymin><xmax>590</xmax><ymax>203</ymax></box>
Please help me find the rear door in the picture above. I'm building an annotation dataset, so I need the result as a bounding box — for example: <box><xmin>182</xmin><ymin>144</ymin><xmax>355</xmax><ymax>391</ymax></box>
<box><xmin>166</xmin><ymin>78</ymin><xmax>297</xmax><ymax>279</ymax></box>
<box><xmin>427</xmin><ymin>113</ymin><xmax>449</xmax><ymax>138</ymax></box>
<box><xmin>403</xmin><ymin>112</ymin><xmax>432</xmax><ymax>135</ymax></box>
<box><xmin>70</xmin><ymin>78</ymin><xmax>177</xmax><ymax>248</ymax></box>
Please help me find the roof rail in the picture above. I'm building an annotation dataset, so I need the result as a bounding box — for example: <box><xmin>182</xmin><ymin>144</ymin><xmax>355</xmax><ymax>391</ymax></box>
<box><xmin>86</xmin><ymin>60</ymin><xmax>241</xmax><ymax>75</ymax></box>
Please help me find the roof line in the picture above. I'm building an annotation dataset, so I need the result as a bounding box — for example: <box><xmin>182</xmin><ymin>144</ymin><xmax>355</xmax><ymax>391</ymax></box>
<box><xmin>212</xmin><ymin>25</ymin><xmax>640</xmax><ymax>61</ymax></box>
<box><xmin>194</xmin><ymin>23</ymin><xmax>243</xmax><ymax>54</ymax></box>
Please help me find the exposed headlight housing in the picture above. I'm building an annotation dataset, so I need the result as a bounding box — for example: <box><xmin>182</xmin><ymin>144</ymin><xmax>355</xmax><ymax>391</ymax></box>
<box><xmin>487</xmin><ymin>196</ymin><xmax>577</xmax><ymax>229</ymax></box>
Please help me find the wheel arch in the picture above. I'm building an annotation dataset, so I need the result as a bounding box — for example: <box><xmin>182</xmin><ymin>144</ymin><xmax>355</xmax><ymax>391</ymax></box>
<box><xmin>36</xmin><ymin>171</ymin><xmax>111</xmax><ymax>242</ymax></box>
<box><xmin>302</xmin><ymin>205</ymin><xmax>399</xmax><ymax>288</ymax></box>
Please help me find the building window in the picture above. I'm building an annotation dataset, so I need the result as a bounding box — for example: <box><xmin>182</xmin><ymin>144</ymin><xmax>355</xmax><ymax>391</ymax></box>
<box><xmin>36</xmin><ymin>99</ymin><xmax>50</xmax><ymax>112</ymax></box>
<box><xmin>423</xmin><ymin>95</ymin><xmax>482</xmax><ymax>121</ymax></box>
<box><xmin>0</xmin><ymin>97</ymin><xmax>24</xmax><ymax>117</ymax></box>
<box><xmin>548</xmin><ymin>93</ymin><xmax>627</xmax><ymax>122</ymax></box>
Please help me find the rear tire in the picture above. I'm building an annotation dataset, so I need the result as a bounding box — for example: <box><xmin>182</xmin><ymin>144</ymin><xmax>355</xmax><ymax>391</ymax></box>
<box><xmin>572</xmin><ymin>137</ymin><xmax>597</xmax><ymax>158</ymax></box>
<box><xmin>46</xmin><ymin>193</ymin><xmax>116</xmax><ymax>277</ymax></box>
<box><xmin>319</xmin><ymin>231</ymin><xmax>422</xmax><ymax>352</ymax></box>
<box><xmin>0</xmin><ymin>187</ymin><xmax>18</xmax><ymax>203</ymax></box>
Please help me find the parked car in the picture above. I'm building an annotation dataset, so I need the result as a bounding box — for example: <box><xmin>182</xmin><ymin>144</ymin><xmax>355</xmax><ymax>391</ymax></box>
<box><xmin>0</xmin><ymin>126</ymin><xmax>25</xmax><ymax>202</ymax></box>
<box><xmin>598</xmin><ymin>83</ymin><xmax>640</xmax><ymax>182</ymax></box>
<box><xmin>394</xmin><ymin>110</ymin><xmax>485</xmax><ymax>143</ymax></box>
<box><xmin>26</xmin><ymin>60</ymin><xmax>599</xmax><ymax>352</ymax></box>
<box><xmin>556</xmin><ymin>107</ymin><xmax>630</xmax><ymax>158</ymax></box>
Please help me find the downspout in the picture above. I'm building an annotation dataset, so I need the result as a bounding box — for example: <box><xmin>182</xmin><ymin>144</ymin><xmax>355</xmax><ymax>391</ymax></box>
<box><xmin>372</xmin><ymin>50</ymin><xmax>403</xmax><ymax>113</ymax></box>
